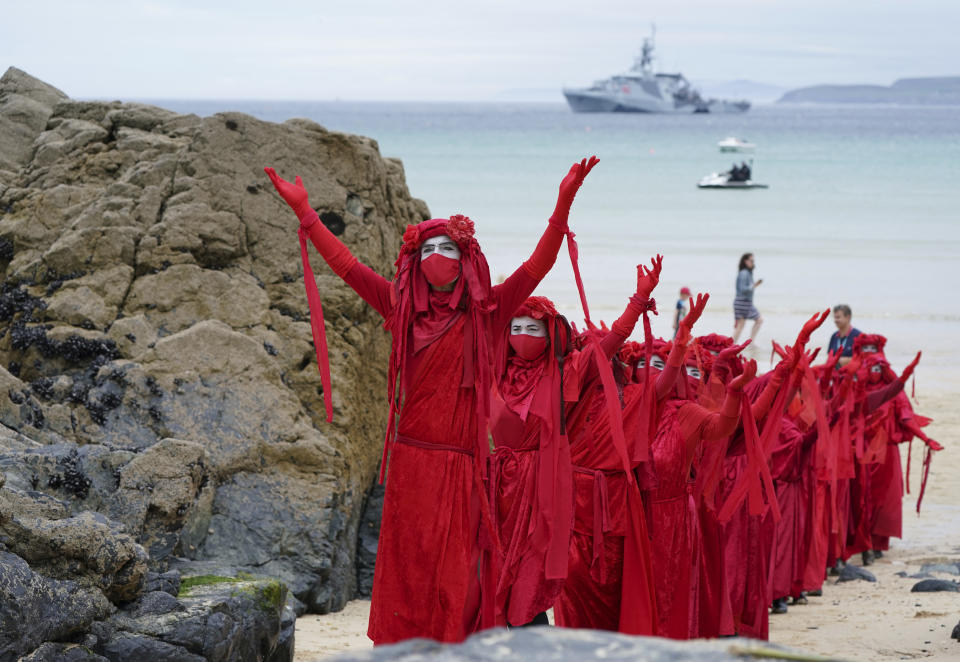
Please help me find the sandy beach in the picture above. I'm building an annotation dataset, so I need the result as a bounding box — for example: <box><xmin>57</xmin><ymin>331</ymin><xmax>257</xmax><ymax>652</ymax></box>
<box><xmin>294</xmin><ymin>391</ymin><xmax>959</xmax><ymax>662</ymax></box>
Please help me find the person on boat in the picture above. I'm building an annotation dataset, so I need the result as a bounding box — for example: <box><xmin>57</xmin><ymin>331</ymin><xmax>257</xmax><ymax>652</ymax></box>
<box><xmin>733</xmin><ymin>253</ymin><xmax>763</xmax><ymax>342</ymax></box>
<box><xmin>741</xmin><ymin>162</ymin><xmax>752</xmax><ymax>181</ymax></box>
<box><xmin>729</xmin><ymin>163</ymin><xmax>742</xmax><ymax>182</ymax></box>
<box><xmin>264</xmin><ymin>156</ymin><xmax>598</xmax><ymax>645</ymax></box>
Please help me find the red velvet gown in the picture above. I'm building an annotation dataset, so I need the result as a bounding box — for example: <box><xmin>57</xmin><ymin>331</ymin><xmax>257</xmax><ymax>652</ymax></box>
<box><xmin>646</xmin><ymin>388</ymin><xmax>740</xmax><ymax>639</ymax></box>
<box><xmin>553</xmin><ymin>363</ymin><xmax>657</xmax><ymax>635</ymax></box>
<box><xmin>769</xmin><ymin>419</ymin><xmax>812</xmax><ymax>601</ymax></box>
<box><xmin>866</xmin><ymin>389</ymin><xmax>926</xmax><ymax>550</ymax></box>
<box><xmin>489</xmin><ymin>352</ymin><xmax>579</xmax><ymax>626</ymax></box>
<box><xmin>312</xmin><ymin>237</ymin><xmax>561</xmax><ymax>644</ymax></box>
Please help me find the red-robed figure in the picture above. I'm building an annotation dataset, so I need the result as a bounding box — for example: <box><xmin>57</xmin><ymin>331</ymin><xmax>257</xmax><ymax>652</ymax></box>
<box><xmin>488</xmin><ymin>295</ymin><xmax>578</xmax><ymax>628</ymax></box>
<box><xmin>553</xmin><ymin>257</ymin><xmax>665</xmax><ymax>635</ymax></box>
<box><xmin>265</xmin><ymin>156</ymin><xmax>598</xmax><ymax>645</ymax></box>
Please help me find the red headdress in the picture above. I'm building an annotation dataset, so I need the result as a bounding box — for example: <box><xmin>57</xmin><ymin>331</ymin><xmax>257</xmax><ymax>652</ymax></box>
<box><xmin>697</xmin><ymin>333</ymin><xmax>733</xmax><ymax>355</ymax></box>
<box><xmin>853</xmin><ymin>333</ymin><xmax>887</xmax><ymax>357</ymax></box>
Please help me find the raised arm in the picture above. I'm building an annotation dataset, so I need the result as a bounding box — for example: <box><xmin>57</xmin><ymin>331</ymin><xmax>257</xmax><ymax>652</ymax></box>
<box><xmin>655</xmin><ymin>293</ymin><xmax>708</xmax><ymax>399</ymax></box>
<box><xmin>864</xmin><ymin>351</ymin><xmax>919</xmax><ymax>413</ymax></box>
<box><xmin>696</xmin><ymin>359</ymin><xmax>756</xmax><ymax>441</ymax></box>
<box><xmin>494</xmin><ymin>157</ymin><xmax>599</xmax><ymax>326</ymax></box>
<box><xmin>265</xmin><ymin>167</ymin><xmax>392</xmax><ymax>317</ymax></box>
<box><xmin>599</xmin><ymin>256</ymin><xmax>662</xmax><ymax>359</ymax></box>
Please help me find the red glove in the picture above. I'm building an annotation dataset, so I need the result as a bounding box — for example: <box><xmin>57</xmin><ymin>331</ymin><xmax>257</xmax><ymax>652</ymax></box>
<box><xmin>729</xmin><ymin>358</ymin><xmax>758</xmax><ymax>391</ymax></box>
<box><xmin>675</xmin><ymin>293</ymin><xmax>709</xmax><ymax>346</ymax></box>
<box><xmin>926</xmin><ymin>439</ymin><xmax>944</xmax><ymax>451</ymax></box>
<box><xmin>899</xmin><ymin>351</ymin><xmax>921</xmax><ymax>384</ymax></box>
<box><xmin>636</xmin><ymin>254</ymin><xmax>663</xmax><ymax>299</ymax></box>
<box><xmin>550</xmin><ymin>156</ymin><xmax>599</xmax><ymax>229</ymax></box>
<box><xmin>823</xmin><ymin>348</ymin><xmax>843</xmax><ymax>372</ymax></box>
<box><xmin>841</xmin><ymin>353</ymin><xmax>862</xmax><ymax>377</ymax></box>
<box><xmin>796</xmin><ymin>309</ymin><xmax>830</xmax><ymax>348</ymax></box>
<box><xmin>265</xmin><ymin>167</ymin><xmax>318</xmax><ymax>226</ymax></box>
<box><xmin>717</xmin><ymin>339</ymin><xmax>751</xmax><ymax>365</ymax></box>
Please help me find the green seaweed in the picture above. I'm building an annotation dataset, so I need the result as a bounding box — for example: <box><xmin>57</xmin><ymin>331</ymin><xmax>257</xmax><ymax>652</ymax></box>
<box><xmin>231</xmin><ymin>579</ymin><xmax>285</xmax><ymax>613</ymax></box>
<box><xmin>177</xmin><ymin>574</ymin><xmax>240</xmax><ymax>597</ymax></box>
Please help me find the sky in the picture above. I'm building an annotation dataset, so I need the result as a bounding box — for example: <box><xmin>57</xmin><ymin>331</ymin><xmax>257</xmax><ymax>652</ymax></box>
<box><xmin>2</xmin><ymin>0</ymin><xmax>958</xmax><ymax>101</ymax></box>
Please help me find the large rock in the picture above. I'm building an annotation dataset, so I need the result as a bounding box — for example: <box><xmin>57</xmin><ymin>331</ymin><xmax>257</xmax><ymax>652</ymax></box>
<box><xmin>0</xmin><ymin>66</ymin><xmax>429</xmax><ymax>659</ymax></box>
<box><xmin>0</xmin><ymin>67</ymin><xmax>431</xmax><ymax>621</ymax></box>
<box><xmin>329</xmin><ymin>628</ymin><xmax>800</xmax><ymax>661</ymax></box>
<box><xmin>0</xmin><ymin>550</ymin><xmax>114</xmax><ymax>661</ymax></box>
<box><xmin>0</xmin><ymin>487</ymin><xmax>148</xmax><ymax>602</ymax></box>
<box><xmin>93</xmin><ymin>576</ymin><xmax>289</xmax><ymax>662</ymax></box>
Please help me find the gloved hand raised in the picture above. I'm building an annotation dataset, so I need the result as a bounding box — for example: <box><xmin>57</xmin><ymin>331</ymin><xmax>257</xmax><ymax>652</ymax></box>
<box><xmin>635</xmin><ymin>254</ymin><xmax>663</xmax><ymax>300</ymax></box>
<box><xmin>899</xmin><ymin>351</ymin><xmax>921</xmax><ymax>384</ymax></box>
<box><xmin>796</xmin><ymin>309</ymin><xmax>830</xmax><ymax>348</ymax></box>
<box><xmin>551</xmin><ymin>156</ymin><xmax>600</xmax><ymax>229</ymax></box>
<box><xmin>675</xmin><ymin>293</ymin><xmax>709</xmax><ymax>346</ymax></box>
<box><xmin>265</xmin><ymin>167</ymin><xmax>316</xmax><ymax>225</ymax></box>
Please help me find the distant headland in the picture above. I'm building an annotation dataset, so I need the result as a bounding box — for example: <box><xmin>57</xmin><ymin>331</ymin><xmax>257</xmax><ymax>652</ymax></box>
<box><xmin>778</xmin><ymin>76</ymin><xmax>960</xmax><ymax>105</ymax></box>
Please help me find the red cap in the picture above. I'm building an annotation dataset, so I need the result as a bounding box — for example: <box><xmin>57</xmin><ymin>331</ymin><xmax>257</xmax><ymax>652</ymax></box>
<box><xmin>680</xmin><ymin>286</ymin><xmax>691</xmax><ymax>296</ymax></box>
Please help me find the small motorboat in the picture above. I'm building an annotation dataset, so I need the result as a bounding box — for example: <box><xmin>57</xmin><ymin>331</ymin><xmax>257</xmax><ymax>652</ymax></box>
<box><xmin>718</xmin><ymin>136</ymin><xmax>756</xmax><ymax>152</ymax></box>
<box><xmin>697</xmin><ymin>171</ymin><xmax>769</xmax><ymax>189</ymax></box>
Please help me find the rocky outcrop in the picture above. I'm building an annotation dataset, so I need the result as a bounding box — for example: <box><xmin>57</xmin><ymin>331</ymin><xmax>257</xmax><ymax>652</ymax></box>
<box><xmin>0</xmin><ymin>66</ymin><xmax>429</xmax><ymax>659</ymax></box>
<box><xmin>327</xmin><ymin>628</ymin><xmax>801</xmax><ymax>661</ymax></box>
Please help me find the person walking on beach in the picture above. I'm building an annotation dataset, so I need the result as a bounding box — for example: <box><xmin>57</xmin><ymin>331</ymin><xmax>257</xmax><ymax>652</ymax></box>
<box><xmin>733</xmin><ymin>253</ymin><xmax>763</xmax><ymax>342</ymax></box>
<box><xmin>827</xmin><ymin>304</ymin><xmax>861</xmax><ymax>367</ymax></box>
<box><xmin>265</xmin><ymin>156</ymin><xmax>598</xmax><ymax>645</ymax></box>
<box><xmin>673</xmin><ymin>286</ymin><xmax>690</xmax><ymax>338</ymax></box>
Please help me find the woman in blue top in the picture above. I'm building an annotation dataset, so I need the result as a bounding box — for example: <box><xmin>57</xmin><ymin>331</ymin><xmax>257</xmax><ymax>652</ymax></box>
<box><xmin>733</xmin><ymin>252</ymin><xmax>763</xmax><ymax>342</ymax></box>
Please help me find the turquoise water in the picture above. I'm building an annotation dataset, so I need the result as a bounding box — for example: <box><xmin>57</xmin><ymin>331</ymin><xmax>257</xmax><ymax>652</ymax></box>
<box><xmin>153</xmin><ymin>100</ymin><xmax>960</xmax><ymax>391</ymax></box>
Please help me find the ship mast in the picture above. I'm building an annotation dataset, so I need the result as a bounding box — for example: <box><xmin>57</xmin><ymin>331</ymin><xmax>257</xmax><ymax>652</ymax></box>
<box><xmin>636</xmin><ymin>23</ymin><xmax>656</xmax><ymax>77</ymax></box>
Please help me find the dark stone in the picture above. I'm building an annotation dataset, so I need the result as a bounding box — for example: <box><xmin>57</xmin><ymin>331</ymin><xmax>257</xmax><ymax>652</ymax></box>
<box><xmin>144</xmin><ymin>570</ymin><xmax>181</xmax><ymax>596</ymax></box>
<box><xmin>95</xmin><ymin>633</ymin><xmax>205</xmax><ymax>662</ymax></box>
<box><xmin>18</xmin><ymin>642</ymin><xmax>109</xmax><ymax>662</ymax></box>
<box><xmin>910</xmin><ymin>579</ymin><xmax>960</xmax><ymax>592</ymax></box>
<box><xmin>267</xmin><ymin>596</ymin><xmax>297</xmax><ymax>662</ymax></box>
<box><xmin>837</xmin><ymin>564</ymin><xmax>876</xmax><ymax>583</ymax></box>
<box><xmin>0</xmin><ymin>551</ymin><xmax>112</xmax><ymax>660</ymax></box>
<box><xmin>126</xmin><ymin>590</ymin><xmax>183</xmax><ymax>618</ymax></box>
<box><xmin>0</xmin><ymin>237</ymin><xmax>13</xmax><ymax>262</ymax></box>
<box><xmin>951</xmin><ymin>620</ymin><xmax>960</xmax><ymax>640</ymax></box>
<box><xmin>106</xmin><ymin>578</ymin><xmax>289</xmax><ymax>662</ymax></box>
<box><xmin>356</xmin><ymin>481</ymin><xmax>384</xmax><ymax>598</ymax></box>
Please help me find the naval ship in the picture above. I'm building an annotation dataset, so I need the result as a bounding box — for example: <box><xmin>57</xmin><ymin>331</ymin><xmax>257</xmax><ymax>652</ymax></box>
<box><xmin>563</xmin><ymin>29</ymin><xmax>750</xmax><ymax>114</ymax></box>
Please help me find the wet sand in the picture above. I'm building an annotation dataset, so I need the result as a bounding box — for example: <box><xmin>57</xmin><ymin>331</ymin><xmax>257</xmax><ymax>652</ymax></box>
<box><xmin>295</xmin><ymin>391</ymin><xmax>959</xmax><ymax>661</ymax></box>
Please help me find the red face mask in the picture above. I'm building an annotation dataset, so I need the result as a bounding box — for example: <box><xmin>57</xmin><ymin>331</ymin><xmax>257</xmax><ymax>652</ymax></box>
<box><xmin>420</xmin><ymin>253</ymin><xmax>460</xmax><ymax>288</ymax></box>
<box><xmin>509</xmin><ymin>334</ymin><xmax>547</xmax><ymax>361</ymax></box>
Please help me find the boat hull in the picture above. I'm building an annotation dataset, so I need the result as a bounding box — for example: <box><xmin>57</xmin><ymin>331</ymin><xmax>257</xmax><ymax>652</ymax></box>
<box><xmin>563</xmin><ymin>89</ymin><xmax>749</xmax><ymax>114</ymax></box>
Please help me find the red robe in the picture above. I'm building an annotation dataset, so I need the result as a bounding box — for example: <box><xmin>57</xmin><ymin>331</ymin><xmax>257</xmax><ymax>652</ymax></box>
<box><xmin>303</xmin><ymin>224</ymin><xmax>563</xmax><ymax>645</ymax></box>
<box><xmin>553</xmin><ymin>363</ymin><xmax>658</xmax><ymax>635</ymax></box>
<box><xmin>489</xmin><ymin>352</ymin><xmax>579</xmax><ymax>626</ymax></box>
<box><xmin>647</xmin><ymin>391</ymin><xmax>740</xmax><ymax>639</ymax></box>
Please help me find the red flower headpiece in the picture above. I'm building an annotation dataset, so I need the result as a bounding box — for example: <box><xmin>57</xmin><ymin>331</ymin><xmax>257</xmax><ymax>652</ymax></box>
<box><xmin>445</xmin><ymin>214</ymin><xmax>475</xmax><ymax>244</ymax></box>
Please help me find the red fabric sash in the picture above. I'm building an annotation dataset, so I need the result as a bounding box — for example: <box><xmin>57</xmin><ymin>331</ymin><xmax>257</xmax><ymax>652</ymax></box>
<box><xmin>297</xmin><ymin>227</ymin><xmax>334</xmax><ymax>422</ymax></box>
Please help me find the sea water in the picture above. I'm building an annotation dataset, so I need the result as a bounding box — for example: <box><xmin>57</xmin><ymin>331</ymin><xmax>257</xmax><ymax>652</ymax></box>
<box><xmin>150</xmin><ymin>100</ymin><xmax>960</xmax><ymax>392</ymax></box>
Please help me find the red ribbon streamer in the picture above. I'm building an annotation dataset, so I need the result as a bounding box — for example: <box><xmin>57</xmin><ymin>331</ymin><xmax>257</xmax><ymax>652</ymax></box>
<box><xmin>298</xmin><ymin>227</ymin><xmax>334</xmax><ymax>423</ymax></box>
